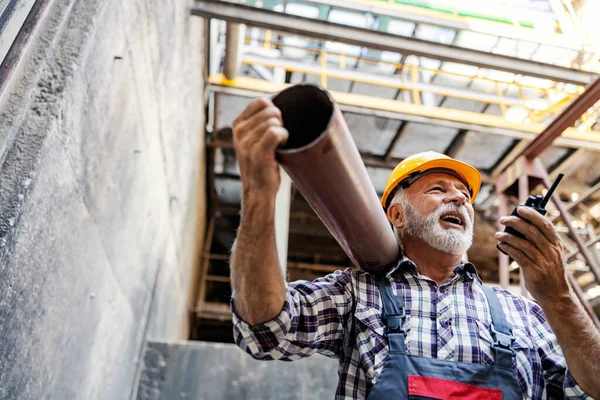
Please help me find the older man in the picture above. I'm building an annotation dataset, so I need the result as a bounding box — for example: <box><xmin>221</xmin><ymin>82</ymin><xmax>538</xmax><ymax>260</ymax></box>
<box><xmin>229</xmin><ymin>97</ymin><xmax>600</xmax><ymax>399</ymax></box>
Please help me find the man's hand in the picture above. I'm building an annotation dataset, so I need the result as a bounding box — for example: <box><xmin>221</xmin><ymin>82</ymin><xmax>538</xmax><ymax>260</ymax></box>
<box><xmin>496</xmin><ymin>206</ymin><xmax>600</xmax><ymax>399</ymax></box>
<box><xmin>232</xmin><ymin>97</ymin><xmax>289</xmax><ymax>199</ymax></box>
<box><xmin>494</xmin><ymin>206</ymin><xmax>569</xmax><ymax>304</ymax></box>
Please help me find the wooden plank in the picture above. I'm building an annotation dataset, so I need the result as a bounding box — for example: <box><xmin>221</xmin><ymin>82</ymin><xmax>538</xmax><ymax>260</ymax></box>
<box><xmin>206</xmin><ymin>275</ymin><xmax>231</xmax><ymax>283</ymax></box>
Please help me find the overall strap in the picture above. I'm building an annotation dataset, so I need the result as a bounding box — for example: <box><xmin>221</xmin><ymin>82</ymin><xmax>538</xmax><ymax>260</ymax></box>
<box><xmin>481</xmin><ymin>285</ymin><xmax>515</xmax><ymax>369</ymax></box>
<box><xmin>375</xmin><ymin>274</ymin><xmax>407</xmax><ymax>353</ymax></box>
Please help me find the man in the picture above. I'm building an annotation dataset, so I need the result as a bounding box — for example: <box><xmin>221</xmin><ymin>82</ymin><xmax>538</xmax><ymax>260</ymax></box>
<box><xmin>229</xmin><ymin>97</ymin><xmax>600</xmax><ymax>399</ymax></box>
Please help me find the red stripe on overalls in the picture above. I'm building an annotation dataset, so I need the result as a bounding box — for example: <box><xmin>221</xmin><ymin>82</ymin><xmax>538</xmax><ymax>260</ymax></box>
<box><xmin>408</xmin><ymin>376</ymin><xmax>503</xmax><ymax>400</ymax></box>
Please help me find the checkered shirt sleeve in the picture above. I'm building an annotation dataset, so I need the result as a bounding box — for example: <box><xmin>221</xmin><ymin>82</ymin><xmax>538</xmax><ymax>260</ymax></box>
<box><xmin>231</xmin><ymin>268</ymin><xmax>355</xmax><ymax>361</ymax></box>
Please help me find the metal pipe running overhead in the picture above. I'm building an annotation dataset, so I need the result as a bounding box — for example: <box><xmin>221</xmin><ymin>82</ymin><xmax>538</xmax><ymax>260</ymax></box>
<box><xmin>190</xmin><ymin>0</ymin><xmax>598</xmax><ymax>86</ymax></box>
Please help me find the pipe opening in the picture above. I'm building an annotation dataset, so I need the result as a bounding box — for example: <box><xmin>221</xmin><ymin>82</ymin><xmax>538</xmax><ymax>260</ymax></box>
<box><xmin>272</xmin><ymin>85</ymin><xmax>333</xmax><ymax>151</ymax></box>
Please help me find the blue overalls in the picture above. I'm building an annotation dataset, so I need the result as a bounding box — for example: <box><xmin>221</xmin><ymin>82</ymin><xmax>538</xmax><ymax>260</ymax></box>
<box><xmin>367</xmin><ymin>275</ymin><xmax>523</xmax><ymax>399</ymax></box>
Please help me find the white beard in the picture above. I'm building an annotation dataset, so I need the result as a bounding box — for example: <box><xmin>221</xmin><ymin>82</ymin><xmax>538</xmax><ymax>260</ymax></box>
<box><xmin>402</xmin><ymin>202</ymin><xmax>473</xmax><ymax>255</ymax></box>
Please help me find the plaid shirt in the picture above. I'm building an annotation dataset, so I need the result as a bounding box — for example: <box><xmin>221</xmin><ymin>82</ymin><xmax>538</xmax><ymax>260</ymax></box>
<box><xmin>232</xmin><ymin>258</ymin><xmax>591</xmax><ymax>399</ymax></box>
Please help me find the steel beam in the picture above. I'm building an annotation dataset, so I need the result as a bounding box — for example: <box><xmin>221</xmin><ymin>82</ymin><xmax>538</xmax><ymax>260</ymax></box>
<box><xmin>208</xmin><ymin>75</ymin><xmax>600</xmax><ymax>152</ymax></box>
<box><xmin>0</xmin><ymin>0</ymin><xmax>50</xmax><ymax>100</ymax></box>
<box><xmin>190</xmin><ymin>0</ymin><xmax>597</xmax><ymax>85</ymax></box>
<box><xmin>522</xmin><ymin>78</ymin><xmax>600</xmax><ymax>159</ymax></box>
<box><xmin>0</xmin><ymin>0</ymin><xmax>37</xmax><ymax>68</ymax></box>
<box><xmin>497</xmin><ymin>194</ymin><xmax>510</xmax><ymax>289</ymax></box>
<box><xmin>497</xmin><ymin>77</ymin><xmax>600</xmax><ymax>176</ymax></box>
<box><xmin>384</xmin><ymin>121</ymin><xmax>408</xmax><ymax>162</ymax></box>
<box><xmin>551</xmin><ymin>180</ymin><xmax>600</xmax><ymax>223</ymax></box>
<box><xmin>299</xmin><ymin>0</ymin><xmax>581</xmax><ymax>50</ymax></box>
<box><xmin>241</xmin><ymin>54</ymin><xmax>554</xmax><ymax>110</ymax></box>
<box><xmin>445</xmin><ymin>129</ymin><xmax>469</xmax><ymax>158</ymax></box>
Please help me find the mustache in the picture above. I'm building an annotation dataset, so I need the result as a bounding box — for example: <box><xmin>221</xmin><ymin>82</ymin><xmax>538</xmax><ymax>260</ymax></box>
<box><xmin>433</xmin><ymin>203</ymin><xmax>471</xmax><ymax>228</ymax></box>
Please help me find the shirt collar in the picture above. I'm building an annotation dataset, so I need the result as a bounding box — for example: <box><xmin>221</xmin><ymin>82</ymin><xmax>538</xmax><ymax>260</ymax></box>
<box><xmin>386</xmin><ymin>254</ymin><xmax>482</xmax><ymax>284</ymax></box>
<box><xmin>385</xmin><ymin>255</ymin><xmax>416</xmax><ymax>278</ymax></box>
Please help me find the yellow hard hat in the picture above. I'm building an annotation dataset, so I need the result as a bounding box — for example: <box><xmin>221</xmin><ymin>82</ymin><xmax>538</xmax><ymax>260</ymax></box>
<box><xmin>381</xmin><ymin>151</ymin><xmax>481</xmax><ymax>208</ymax></box>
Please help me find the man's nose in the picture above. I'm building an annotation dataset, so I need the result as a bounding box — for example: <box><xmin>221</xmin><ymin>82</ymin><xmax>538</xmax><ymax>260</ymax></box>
<box><xmin>444</xmin><ymin>191</ymin><xmax>467</xmax><ymax>206</ymax></box>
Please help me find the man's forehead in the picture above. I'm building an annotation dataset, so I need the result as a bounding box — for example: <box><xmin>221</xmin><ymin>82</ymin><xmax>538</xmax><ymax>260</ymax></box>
<box><xmin>411</xmin><ymin>173</ymin><xmax>469</xmax><ymax>191</ymax></box>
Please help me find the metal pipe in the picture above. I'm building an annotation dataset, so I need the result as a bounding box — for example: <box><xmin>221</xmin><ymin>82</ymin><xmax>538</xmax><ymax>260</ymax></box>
<box><xmin>550</xmin><ymin>180</ymin><xmax>600</xmax><ymax>223</ymax></box>
<box><xmin>567</xmin><ymin>273</ymin><xmax>600</xmax><ymax>329</ymax></box>
<box><xmin>518</xmin><ymin>174</ymin><xmax>529</xmax><ymax>296</ymax></box>
<box><xmin>497</xmin><ymin>194</ymin><xmax>510</xmax><ymax>288</ymax></box>
<box><xmin>191</xmin><ymin>0</ymin><xmax>597</xmax><ymax>85</ymax></box>
<box><xmin>224</xmin><ymin>22</ymin><xmax>243</xmax><ymax>80</ymax></box>
<box><xmin>541</xmin><ymin>169</ymin><xmax>600</xmax><ymax>289</ymax></box>
<box><xmin>566</xmin><ymin>234</ymin><xmax>600</xmax><ymax>261</ymax></box>
<box><xmin>273</xmin><ymin>84</ymin><xmax>400</xmax><ymax>271</ymax></box>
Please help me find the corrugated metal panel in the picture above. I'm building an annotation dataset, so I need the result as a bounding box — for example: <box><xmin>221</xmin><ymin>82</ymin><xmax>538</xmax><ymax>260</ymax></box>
<box><xmin>386</xmin><ymin>19</ymin><xmax>416</xmax><ymax>36</ymax></box>
<box><xmin>531</xmin><ymin>44</ymin><xmax>578</xmax><ymax>67</ymax></box>
<box><xmin>455</xmin><ymin>131</ymin><xmax>514</xmax><ymax>170</ymax></box>
<box><xmin>350</xmin><ymin>82</ymin><xmax>398</xmax><ymax>100</ymax></box>
<box><xmin>343</xmin><ymin>112</ymin><xmax>400</xmax><ymax>155</ymax></box>
<box><xmin>539</xmin><ymin>147</ymin><xmax>569</xmax><ymax>169</ymax></box>
<box><xmin>492</xmin><ymin>37</ymin><xmax>538</xmax><ymax>59</ymax></box>
<box><xmin>453</xmin><ymin>30</ymin><xmax>498</xmax><ymax>52</ymax></box>
<box><xmin>414</xmin><ymin>24</ymin><xmax>456</xmax><ymax>44</ymax></box>
<box><xmin>366</xmin><ymin>166</ymin><xmax>393</xmax><ymax>194</ymax></box>
<box><xmin>391</xmin><ymin>122</ymin><xmax>458</xmax><ymax>158</ymax></box>
<box><xmin>441</xmin><ymin>97</ymin><xmax>486</xmax><ymax>113</ymax></box>
<box><xmin>303</xmin><ymin>73</ymin><xmax>352</xmax><ymax>93</ymax></box>
<box><xmin>215</xmin><ymin>94</ymin><xmax>252</xmax><ymax>131</ymax></box>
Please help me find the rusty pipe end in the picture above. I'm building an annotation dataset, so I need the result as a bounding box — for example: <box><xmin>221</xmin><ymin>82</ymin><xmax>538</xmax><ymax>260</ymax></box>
<box><xmin>272</xmin><ymin>84</ymin><xmax>334</xmax><ymax>153</ymax></box>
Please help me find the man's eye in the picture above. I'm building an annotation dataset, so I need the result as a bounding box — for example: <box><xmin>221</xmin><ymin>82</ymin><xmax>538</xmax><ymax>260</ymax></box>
<box><xmin>430</xmin><ymin>187</ymin><xmax>443</xmax><ymax>192</ymax></box>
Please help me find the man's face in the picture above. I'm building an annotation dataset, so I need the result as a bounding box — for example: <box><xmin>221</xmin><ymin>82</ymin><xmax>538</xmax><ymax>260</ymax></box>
<box><xmin>398</xmin><ymin>173</ymin><xmax>475</xmax><ymax>255</ymax></box>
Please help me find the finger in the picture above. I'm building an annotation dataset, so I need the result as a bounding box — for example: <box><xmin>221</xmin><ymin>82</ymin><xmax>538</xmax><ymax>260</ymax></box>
<box><xmin>495</xmin><ymin>230</ymin><xmax>541</xmax><ymax>265</ymax></box>
<box><xmin>234</xmin><ymin>106</ymin><xmax>282</xmax><ymax>142</ymax></box>
<box><xmin>257</xmin><ymin>126</ymin><xmax>288</xmax><ymax>154</ymax></box>
<box><xmin>499</xmin><ymin>215</ymin><xmax>548</xmax><ymax>253</ymax></box>
<box><xmin>516</xmin><ymin>206</ymin><xmax>561</xmax><ymax>245</ymax></box>
<box><xmin>233</xmin><ymin>97</ymin><xmax>273</xmax><ymax>128</ymax></box>
<box><xmin>497</xmin><ymin>242</ymin><xmax>532</xmax><ymax>270</ymax></box>
<box><xmin>244</xmin><ymin>117</ymin><xmax>283</xmax><ymax>147</ymax></box>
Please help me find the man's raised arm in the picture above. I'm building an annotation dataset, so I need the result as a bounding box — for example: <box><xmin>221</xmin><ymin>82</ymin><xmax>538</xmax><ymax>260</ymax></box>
<box><xmin>230</xmin><ymin>97</ymin><xmax>289</xmax><ymax>326</ymax></box>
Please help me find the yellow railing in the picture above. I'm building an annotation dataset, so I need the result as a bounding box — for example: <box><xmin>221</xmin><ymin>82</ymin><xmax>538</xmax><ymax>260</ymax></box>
<box><xmin>244</xmin><ymin>36</ymin><xmax>583</xmax><ymax>121</ymax></box>
<box><xmin>249</xmin><ymin>35</ymin><xmax>582</xmax><ymax>91</ymax></box>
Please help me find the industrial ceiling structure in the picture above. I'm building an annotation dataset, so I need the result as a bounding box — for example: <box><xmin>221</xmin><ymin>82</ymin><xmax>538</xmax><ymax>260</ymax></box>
<box><xmin>190</xmin><ymin>0</ymin><xmax>600</xmax><ymax>340</ymax></box>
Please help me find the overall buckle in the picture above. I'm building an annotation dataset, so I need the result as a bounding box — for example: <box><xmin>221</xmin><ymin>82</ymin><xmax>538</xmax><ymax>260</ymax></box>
<box><xmin>384</xmin><ymin>309</ymin><xmax>406</xmax><ymax>335</ymax></box>
<box><xmin>490</xmin><ymin>325</ymin><xmax>515</xmax><ymax>355</ymax></box>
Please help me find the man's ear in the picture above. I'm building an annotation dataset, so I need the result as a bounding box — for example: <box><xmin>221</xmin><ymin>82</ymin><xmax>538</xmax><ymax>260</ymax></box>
<box><xmin>386</xmin><ymin>203</ymin><xmax>405</xmax><ymax>230</ymax></box>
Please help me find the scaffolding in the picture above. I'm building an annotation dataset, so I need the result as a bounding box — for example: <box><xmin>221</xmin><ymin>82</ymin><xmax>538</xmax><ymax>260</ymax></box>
<box><xmin>191</xmin><ymin>0</ymin><xmax>600</xmax><ymax>331</ymax></box>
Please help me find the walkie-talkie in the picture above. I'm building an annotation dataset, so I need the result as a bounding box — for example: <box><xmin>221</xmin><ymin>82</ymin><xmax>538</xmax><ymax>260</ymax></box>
<box><xmin>497</xmin><ymin>173</ymin><xmax>564</xmax><ymax>256</ymax></box>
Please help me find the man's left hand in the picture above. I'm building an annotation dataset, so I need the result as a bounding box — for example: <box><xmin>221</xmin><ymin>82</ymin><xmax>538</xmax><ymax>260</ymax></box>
<box><xmin>495</xmin><ymin>206</ymin><xmax>570</xmax><ymax>304</ymax></box>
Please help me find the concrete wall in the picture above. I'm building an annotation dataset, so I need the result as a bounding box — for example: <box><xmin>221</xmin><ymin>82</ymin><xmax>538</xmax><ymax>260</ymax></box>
<box><xmin>0</xmin><ymin>0</ymin><xmax>206</xmax><ymax>399</ymax></box>
<box><xmin>137</xmin><ymin>341</ymin><xmax>339</xmax><ymax>400</ymax></box>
